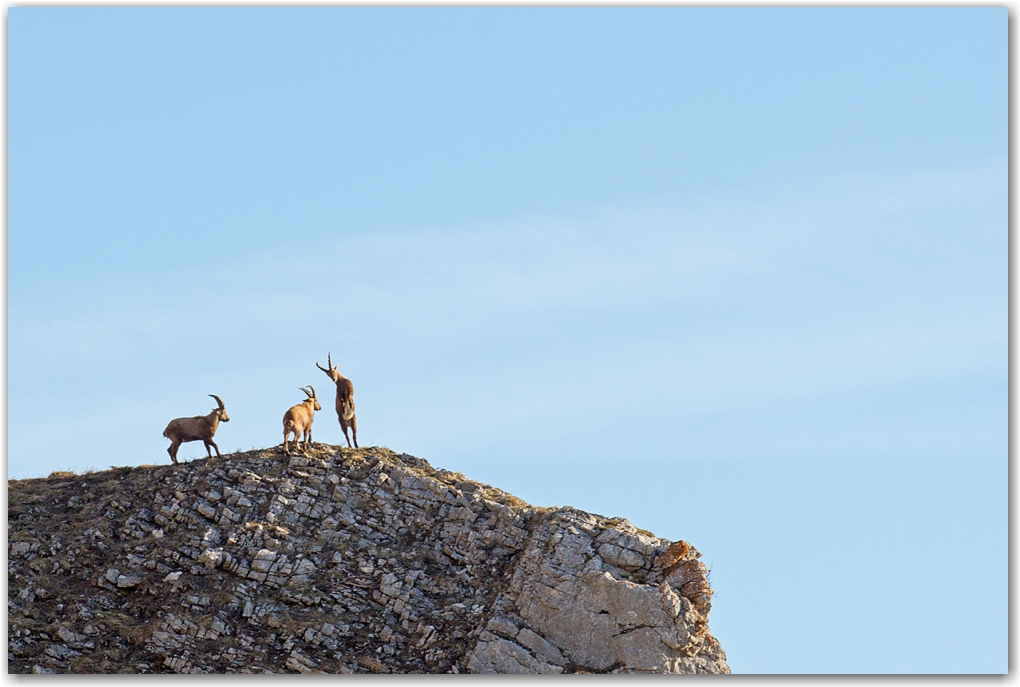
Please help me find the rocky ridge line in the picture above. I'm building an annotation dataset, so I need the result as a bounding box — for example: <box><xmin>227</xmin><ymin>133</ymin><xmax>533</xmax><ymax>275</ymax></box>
<box><xmin>8</xmin><ymin>446</ymin><xmax>729</xmax><ymax>674</ymax></box>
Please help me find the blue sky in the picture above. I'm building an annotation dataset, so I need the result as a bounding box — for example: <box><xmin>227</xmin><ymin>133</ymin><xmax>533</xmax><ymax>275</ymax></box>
<box><xmin>8</xmin><ymin>7</ymin><xmax>1006</xmax><ymax>674</ymax></box>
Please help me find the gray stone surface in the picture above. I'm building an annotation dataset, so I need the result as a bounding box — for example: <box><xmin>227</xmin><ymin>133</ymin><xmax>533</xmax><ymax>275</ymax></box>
<box><xmin>8</xmin><ymin>446</ymin><xmax>728</xmax><ymax>674</ymax></box>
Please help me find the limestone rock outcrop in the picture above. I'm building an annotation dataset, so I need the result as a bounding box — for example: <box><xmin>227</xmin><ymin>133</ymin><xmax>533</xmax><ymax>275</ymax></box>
<box><xmin>8</xmin><ymin>446</ymin><xmax>729</xmax><ymax>674</ymax></box>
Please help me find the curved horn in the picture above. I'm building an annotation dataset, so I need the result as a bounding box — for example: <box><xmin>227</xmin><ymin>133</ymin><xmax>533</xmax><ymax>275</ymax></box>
<box><xmin>209</xmin><ymin>394</ymin><xmax>225</xmax><ymax>409</ymax></box>
<box><xmin>308</xmin><ymin>385</ymin><xmax>317</xmax><ymax>399</ymax></box>
<box><xmin>300</xmin><ymin>386</ymin><xmax>313</xmax><ymax>398</ymax></box>
<box><xmin>316</xmin><ymin>353</ymin><xmax>338</xmax><ymax>375</ymax></box>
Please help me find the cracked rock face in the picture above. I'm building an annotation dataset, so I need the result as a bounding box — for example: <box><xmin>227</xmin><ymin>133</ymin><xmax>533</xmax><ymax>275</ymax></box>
<box><xmin>467</xmin><ymin>508</ymin><xmax>728</xmax><ymax>674</ymax></box>
<box><xmin>8</xmin><ymin>446</ymin><xmax>728</xmax><ymax>674</ymax></box>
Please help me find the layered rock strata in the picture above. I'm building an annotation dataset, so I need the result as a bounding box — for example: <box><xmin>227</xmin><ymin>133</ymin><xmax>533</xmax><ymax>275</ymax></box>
<box><xmin>8</xmin><ymin>446</ymin><xmax>729</xmax><ymax>674</ymax></box>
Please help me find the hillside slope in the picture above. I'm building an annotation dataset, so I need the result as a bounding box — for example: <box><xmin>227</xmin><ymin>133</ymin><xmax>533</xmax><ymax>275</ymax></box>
<box><xmin>8</xmin><ymin>446</ymin><xmax>729</xmax><ymax>674</ymax></box>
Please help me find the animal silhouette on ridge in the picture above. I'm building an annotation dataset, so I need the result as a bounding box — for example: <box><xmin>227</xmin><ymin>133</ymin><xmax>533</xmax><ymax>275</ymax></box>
<box><xmin>162</xmin><ymin>395</ymin><xmax>230</xmax><ymax>464</ymax></box>
<box><xmin>282</xmin><ymin>386</ymin><xmax>321</xmax><ymax>455</ymax></box>
<box><xmin>316</xmin><ymin>353</ymin><xmax>358</xmax><ymax>448</ymax></box>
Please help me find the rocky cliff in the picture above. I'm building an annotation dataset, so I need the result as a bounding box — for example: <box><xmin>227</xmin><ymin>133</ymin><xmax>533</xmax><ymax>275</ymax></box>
<box><xmin>8</xmin><ymin>446</ymin><xmax>729</xmax><ymax>674</ymax></box>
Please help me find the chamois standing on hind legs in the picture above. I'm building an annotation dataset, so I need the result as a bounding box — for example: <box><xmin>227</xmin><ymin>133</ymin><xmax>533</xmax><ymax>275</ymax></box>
<box><xmin>163</xmin><ymin>395</ymin><xmax>230</xmax><ymax>465</ymax></box>
<box><xmin>316</xmin><ymin>353</ymin><xmax>358</xmax><ymax>448</ymax></box>
<box><xmin>283</xmin><ymin>386</ymin><xmax>321</xmax><ymax>455</ymax></box>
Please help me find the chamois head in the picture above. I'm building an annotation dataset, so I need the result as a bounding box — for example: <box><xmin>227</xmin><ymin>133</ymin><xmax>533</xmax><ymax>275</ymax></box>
<box><xmin>209</xmin><ymin>394</ymin><xmax>230</xmax><ymax>423</ymax></box>
<box><xmin>315</xmin><ymin>353</ymin><xmax>342</xmax><ymax>383</ymax></box>
<box><xmin>300</xmin><ymin>386</ymin><xmax>322</xmax><ymax>411</ymax></box>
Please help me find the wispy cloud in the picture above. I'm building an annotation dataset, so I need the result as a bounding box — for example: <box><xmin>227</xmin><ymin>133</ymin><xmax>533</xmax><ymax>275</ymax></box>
<box><xmin>8</xmin><ymin>161</ymin><xmax>1004</xmax><ymax>476</ymax></box>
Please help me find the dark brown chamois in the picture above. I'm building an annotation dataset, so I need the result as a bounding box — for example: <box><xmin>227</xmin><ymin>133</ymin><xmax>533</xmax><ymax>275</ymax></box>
<box><xmin>316</xmin><ymin>353</ymin><xmax>358</xmax><ymax>448</ymax></box>
<box><xmin>163</xmin><ymin>395</ymin><xmax>230</xmax><ymax>464</ymax></box>
<box><xmin>283</xmin><ymin>385</ymin><xmax>321</xmax><ymax>455</ymax></box>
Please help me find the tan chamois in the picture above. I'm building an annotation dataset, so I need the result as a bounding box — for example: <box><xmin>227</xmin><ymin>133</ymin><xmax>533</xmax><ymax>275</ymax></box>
<box><xmin>163</xmin><ymin>395</ymin><xmax>230</xmax><ymax>464</ymax></box>
<box><xmin>283</xmin><ymin>386</ymin><xmax>321</xmax><ymax>455</ymax></box>
<box><xmin>316</xmin><ymin>353</ymin><xmax>358</xmax><ymax>448</ymax></box>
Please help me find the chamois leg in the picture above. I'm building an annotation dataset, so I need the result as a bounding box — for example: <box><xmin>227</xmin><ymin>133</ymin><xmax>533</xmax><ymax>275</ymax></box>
<box><xmin>167</xmin><ymin>442</ymin><xmax>180</xmax><ymax>465</ymax></box>
<box><xmin>204</xmin><ymin>439</ymin><xmax>221</xmax><ymax>458</ymax></box>
<box><xmin>350</xmin><ymin>416</ymin><xmax>358</xmax><ymax>448</ymax></box>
